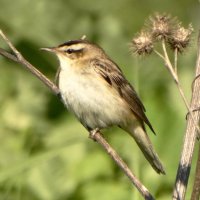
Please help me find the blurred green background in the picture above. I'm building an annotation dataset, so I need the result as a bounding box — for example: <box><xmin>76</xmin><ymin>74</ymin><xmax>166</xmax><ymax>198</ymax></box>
<box><xmin>0</xmin><ymin>0</ymin><xmax>200</xmax><ymax>199</ymax></box>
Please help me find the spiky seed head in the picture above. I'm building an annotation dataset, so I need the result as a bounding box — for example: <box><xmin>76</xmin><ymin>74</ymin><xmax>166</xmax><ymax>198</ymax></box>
<box><xmin>168</xmin><ymin>24</ymin><xmax>193</xmax><ymax>52</ymax></box>
<box><xmin>131</xmin><ymin>31</ymin><xmax>154</xmax><ymax>55</ymax></box>
<box><xmin>148</xmin><ymin>13</ymin><xmax>175</xmax><ymax>41</ymax></box>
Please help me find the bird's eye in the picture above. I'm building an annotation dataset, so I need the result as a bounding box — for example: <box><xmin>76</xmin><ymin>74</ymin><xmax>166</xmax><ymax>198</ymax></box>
<box><xmin>64</xmin><ymin>48</ymin><xmax>84</xmax><ymax>54</ymax></box>
<box><xmin>65</xmin><ymin>49</ymin><xmax>74</xmax><ymax>54</ymax></box>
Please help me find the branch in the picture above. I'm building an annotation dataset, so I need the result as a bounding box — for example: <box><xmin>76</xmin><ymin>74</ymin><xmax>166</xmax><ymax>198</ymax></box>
<box><xmin>89</xmin><ymin>131</ymin><xmax>154</xmax><ymax>200</ymax></box>
<box><xmin>172</xmin><ymin>32</ymin><xmax>200</xmax><ymax>200</ymax></box>
<box><xmin>0</xmin><ymin>30</ymin><xmax>155</xmax><ymax>200</ymax></box>
<box><xmin>191</xmin><ymin>34</ymin><xmax>200</xmax><ymax>200</ymax></box>
<box><xmin>191</xmin><ymin>145</ymin><xmax>200</xmax><ymax>200</ymax></box>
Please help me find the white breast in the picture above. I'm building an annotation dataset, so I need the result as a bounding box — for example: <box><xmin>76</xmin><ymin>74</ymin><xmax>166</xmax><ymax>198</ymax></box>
<box><xmin>58</xmin><ymin>65</ymin><xmax>131</xmax><ymax>130</ymax></box>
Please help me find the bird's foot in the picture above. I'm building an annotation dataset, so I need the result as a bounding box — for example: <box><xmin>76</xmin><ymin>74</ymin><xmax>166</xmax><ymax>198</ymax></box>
<box><xmin>89</xmin><ymin>128</ymin><xmax>100</xmax><ymax>141</ymax></box>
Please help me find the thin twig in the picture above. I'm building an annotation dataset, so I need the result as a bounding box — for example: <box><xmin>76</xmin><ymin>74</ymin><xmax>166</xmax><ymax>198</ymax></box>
<box><xmin>0</xmin><ymin>30</ymin><xmax>60</xmax><ymax>96</ymax></box>
<box><xmin>176</xmin><ymin>82</ymin><xmax>191</xmax><ymax>112</ymax></box>
<box><xmin>174</xmin><ymin>48</ymin><xmax>178</xmax><ymax>74</ymax></box>
<box><xmin>154</xmin><ymin>49</ymin><xmax>166</xmax><ymax>60</ymax></box>
<box><xmin>161</xmin><ymin>40</ymin><xmax>200</xmax><ymax>136</ymax></box>
<box><xmin>0</xmin><ymin>48</ymin><xmax>18</xmax><ymax>62</ymax></box>
<box><xmin>155</xmin><ymin>43</ymin><xmax>189</xmax><ymax>115</ymax></box>
<box><xmin>89</xmin><ymin>131</ymin><xmax>154</xmax><ymax>200</ymax></box>
<box><xmin>0</xmin><ymin>29</ymin><xmax>155</xmax><ymax>200</ymax></box>
<box><xmin>161</xmin><ymin>41</ymin><xmax>188</xmax><ymax>110</ymax></box>
<box><xmin>161</xmin><ymin>40</ymin><xmax>179</xmax><ymax>83</ymax></box>
<box><xmin>172</xmin><ymin>31</ymin><xmax>200</xmax><ymax>200</ymax></box>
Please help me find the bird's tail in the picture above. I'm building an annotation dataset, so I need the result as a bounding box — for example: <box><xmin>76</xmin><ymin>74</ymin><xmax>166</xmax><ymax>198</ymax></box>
<box><xmin>128</xmin><ymin>125</ymin><xmax>165</xmax><ymax>174</ymax></box>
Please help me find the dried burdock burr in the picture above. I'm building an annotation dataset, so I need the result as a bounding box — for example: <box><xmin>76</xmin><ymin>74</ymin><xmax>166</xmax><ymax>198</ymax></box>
<box><xmin>131</xmin><ymin>31</ymin><xmax>154</xmax><ymax>55</ymax></box>
<box><xmin>168</xmin><ymin>24</ymin><xmax>193</xmax><ymax>53</ymax></box>
<box><xmin>147</xmin><ymin>13</ymin><xmax>176</xmax><ymax>41</ymax></box>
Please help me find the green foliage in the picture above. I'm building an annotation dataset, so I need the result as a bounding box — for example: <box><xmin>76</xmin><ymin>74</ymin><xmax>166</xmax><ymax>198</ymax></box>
<box><xmin>0</xmin><ymin>0</ymin><xmax>199</xmax><ymax>199</ymax></box>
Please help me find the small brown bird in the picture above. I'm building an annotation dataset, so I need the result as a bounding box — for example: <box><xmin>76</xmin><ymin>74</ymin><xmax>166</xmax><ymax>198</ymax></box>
<box><xmin>41</xmin><ymin>39</ymin><xmax>165</xmax><ymax>174</ymax></box>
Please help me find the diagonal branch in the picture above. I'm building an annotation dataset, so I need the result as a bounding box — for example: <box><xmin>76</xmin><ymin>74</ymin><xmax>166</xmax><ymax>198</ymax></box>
<box><xmin>0</xmin><ymin>29</ymin><xmax>155</xmax><ymax>200</ymax></box>
<box><xmin>89</xmin><ymin>131</ymin><xmax>154</xmax><ymax>200</ymax></box>
<box><xmin>172</xmin><ymin>32</ymin><xmax>200</xmax><ymax>200</ymax></box>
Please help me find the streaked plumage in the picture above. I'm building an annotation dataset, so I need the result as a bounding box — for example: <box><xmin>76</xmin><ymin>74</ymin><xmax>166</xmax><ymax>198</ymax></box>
<box><xmin>41</xmin><ymin>40</ymin><xmax>165</xmax><ymax>174</ymax></box>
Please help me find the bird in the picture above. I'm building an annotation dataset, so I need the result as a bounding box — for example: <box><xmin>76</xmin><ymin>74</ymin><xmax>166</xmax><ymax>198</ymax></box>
<box><xmin>41</xmin><ymin>39</ymin><xmax>165</xmax><ymax>174</ymax></box>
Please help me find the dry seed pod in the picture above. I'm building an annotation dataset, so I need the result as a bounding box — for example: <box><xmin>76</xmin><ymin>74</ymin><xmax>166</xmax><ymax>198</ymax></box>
<box><xmin>131</xmin><ymin>31</ymin><xmax>153</xmax><ymax>55</ymax></box>
<box><xmin>168</xmin><ymin>24</ymin><xmax>193</xmax><ymax>52</ymax></box>
<box><xmin>148</xmin><ymin>13</ymin><xmax>176</xmax><ymax>41</ymax></box>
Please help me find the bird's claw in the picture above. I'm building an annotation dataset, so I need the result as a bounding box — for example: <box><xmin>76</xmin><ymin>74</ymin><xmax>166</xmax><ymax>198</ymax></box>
<box><xmin>89</xmin><ymin>128</ymin><xmax>100</xmax><ymax>141</ymax></box>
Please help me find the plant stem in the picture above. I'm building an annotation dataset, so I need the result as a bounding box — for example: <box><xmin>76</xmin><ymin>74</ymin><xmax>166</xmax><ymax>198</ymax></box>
<box><xmin>0</xmin><ymin>29</ymin><xmax>155</xmax><ymax>200</ymax></box>
<box><xmin>172</xmin><ymin>31</ymin><xmax>200</xmax><ymax>200</ymax></box>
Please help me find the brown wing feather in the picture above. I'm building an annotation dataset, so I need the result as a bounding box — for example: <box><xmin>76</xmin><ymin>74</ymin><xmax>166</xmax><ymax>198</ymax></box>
<box><xmin>92</xmin><ymin>58</ymin><xmax>155</xmax><ymax>134</ymax></box>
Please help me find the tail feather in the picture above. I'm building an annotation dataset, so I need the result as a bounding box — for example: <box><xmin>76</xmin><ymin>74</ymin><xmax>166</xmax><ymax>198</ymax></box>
<box><xmin>128</xmin><ymin>125</ymin><xmax>165</xmax><ymax>174</ymax></box>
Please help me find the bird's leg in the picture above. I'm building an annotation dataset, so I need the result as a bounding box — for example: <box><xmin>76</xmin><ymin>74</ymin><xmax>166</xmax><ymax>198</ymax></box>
<box><xmin>89</xmin><ymin>128</ymin><xmax>100</xmax><ymax>141</ymax></box>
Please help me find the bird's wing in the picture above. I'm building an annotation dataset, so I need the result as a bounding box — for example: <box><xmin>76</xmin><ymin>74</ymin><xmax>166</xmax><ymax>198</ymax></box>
<box><xmin>91</xmin><ymin>58</ymin><xmax>155</xmax><ymax>133</ymax></box>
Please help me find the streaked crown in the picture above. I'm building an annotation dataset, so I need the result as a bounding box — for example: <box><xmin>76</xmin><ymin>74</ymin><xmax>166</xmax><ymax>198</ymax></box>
<box><xmin>43</xmin><ymin>39</ymin><xmax>106</xmax><ymax>60</ymax></box>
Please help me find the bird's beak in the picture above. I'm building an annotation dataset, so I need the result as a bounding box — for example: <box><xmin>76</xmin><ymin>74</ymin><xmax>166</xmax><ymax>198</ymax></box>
<box><xmin>40</xmin><ymin>47</ymin><xmax>56</xmax><ymax>52</ymax></box>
